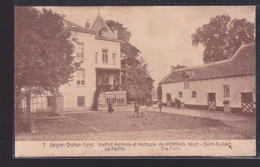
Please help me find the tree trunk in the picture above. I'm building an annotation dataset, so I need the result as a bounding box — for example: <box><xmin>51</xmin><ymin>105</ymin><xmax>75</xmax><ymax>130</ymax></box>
<box><xmin>15</xmin><ymin>87</ymin><xmax>22</xmax><ymax>116</ymax></box>
<box><xmin>26</xmin><ymin>93</ymin><xmax>31</xmax><ymax>120</ymax></box>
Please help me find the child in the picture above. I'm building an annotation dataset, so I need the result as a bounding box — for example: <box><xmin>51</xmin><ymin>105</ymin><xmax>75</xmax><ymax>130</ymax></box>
<box><xmin>133</xmin><ymin>102</ymin><xmax>140</xmax><ymax>117</ymax></box>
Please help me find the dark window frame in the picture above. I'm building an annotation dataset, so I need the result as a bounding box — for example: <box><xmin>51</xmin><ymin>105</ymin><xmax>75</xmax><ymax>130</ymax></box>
<box><xmin>102</xmin><ymin>49</ymin><xmax>108</xmax><ymax>63</ymax></box>
<box><xmin>77</xmin><ymin>96</ymin><xmax>85</xmax><ymax>107</ymax></box>
<box><xmin>192</xmin><ymin>91</ymin><xmax>197</xmax><ymax>98</ymax></box>
<box><xmin>76</xmin><ymin>42</ymin><xmax>84</xmax><ymax>59</ymax></box>
<box><xmin>112</xmin><ymin>53</ymin><xmax>116</xmax><ymax>65</ymax></box>
<box><xmin>223</xmin><ymin>85</ymin><xmax>230</xmax><ymax>97</ymax></box>
<box><xmin>178</xmin><ymin>91</ymin><xmax>183</xmax><ymax>98</ymax></box>
<box><xmin>76</xmin><ymin>69</ymin><xmax>85</xmax><ymax>86</ymax></box>
<box><xmin>95</xmin><ymin>52</ymin><xmax>98</xmax><ymax>64</ymax></box>
<box><xmin>166</xmin><ymin>93</ymin><xmax>171</xmax><ymax>101</ymax></box>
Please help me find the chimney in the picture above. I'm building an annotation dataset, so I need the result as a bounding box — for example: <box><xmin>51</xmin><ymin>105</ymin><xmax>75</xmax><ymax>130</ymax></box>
<box><xmin>114</xmin><ymin>29</ymin><xmax>118</xmax><ymax>39</ymax></box>
<box><xmin>85</xmin><ymin>19</ymin><xmax>90</xmax><ymax>30</ymax></box>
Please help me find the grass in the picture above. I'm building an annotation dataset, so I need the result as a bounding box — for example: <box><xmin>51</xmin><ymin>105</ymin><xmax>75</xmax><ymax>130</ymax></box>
<box><xmin>33</xmin><ymin>110</ymin><xmax>227</xmax><ymax>135</ymax></box>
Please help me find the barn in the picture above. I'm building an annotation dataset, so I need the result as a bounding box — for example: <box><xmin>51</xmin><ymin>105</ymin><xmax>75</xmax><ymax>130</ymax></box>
<box><xmin>159</xmin><ymin>43</ymin><xmax>256</xmax><ymax>113</ymax></box>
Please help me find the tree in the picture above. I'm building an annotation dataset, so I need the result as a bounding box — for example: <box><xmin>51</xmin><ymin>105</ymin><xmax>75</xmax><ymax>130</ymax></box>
<box><xmin>191</xmin><ymin>15</ymin><xmax>255</xmax><ymax>63</ymax></box>
<box><xmin>171</xmin><ymin>64</ymin><xmax>187</xmax><ymax>71</ymax></box>
<box><xmin>106</xmin><ymin>20</ymin><xmax>154</xmax><ymax>103</ymax></box>
<box><xmin>15</xmin><ymin>7</ymin><xmax>78</xmax><ymax>123</ymax></box>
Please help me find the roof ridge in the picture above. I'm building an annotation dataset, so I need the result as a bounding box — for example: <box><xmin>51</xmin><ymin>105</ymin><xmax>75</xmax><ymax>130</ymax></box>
<box><xmin>158</xmin><ymin>42</ymin><xmax>255</xmax><ymax>84</ymax></box>
<box><xmin>63</xmin><ymin>18</ymin><xmax>96</xmax><ymax>34</ymax></box>
<box><xmin>171</xmin><ymin>43</ymin><xmax>255</xmax><ymax>72</ymax></box>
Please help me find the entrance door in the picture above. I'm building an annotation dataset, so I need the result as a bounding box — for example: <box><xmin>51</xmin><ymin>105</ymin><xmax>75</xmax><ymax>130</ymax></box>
<box><xmin>241</xmin><ymin>92</ymin><xmax>253</xmax><ymax>112</ymax></box>
<box><xmin>208</xmin><ymin>93</ymin><xmax>216</xmax><ymax>110</ymax></box>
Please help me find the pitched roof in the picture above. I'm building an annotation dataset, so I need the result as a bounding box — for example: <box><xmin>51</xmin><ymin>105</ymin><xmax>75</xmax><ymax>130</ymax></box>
<box><xmin>90</xmin><ymin>15</ymin><xmax>117</xmax><ymax>40</ymax></box>
<box><xmin>63</xmin><ymin>19</ymin><xmax>96</xmax><ymax>34</ymax></box>
<box><xmin>159</xmin><ymin>43</ymin><xmax>255</xmax><ymax>84</ymax></box>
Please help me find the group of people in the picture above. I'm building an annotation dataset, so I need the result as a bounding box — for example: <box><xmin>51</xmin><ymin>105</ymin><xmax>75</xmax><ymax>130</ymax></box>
<box><xmin>107</xmin><ymin>100</ymin><xmax>164</xmax><ymax>117</ymax></box>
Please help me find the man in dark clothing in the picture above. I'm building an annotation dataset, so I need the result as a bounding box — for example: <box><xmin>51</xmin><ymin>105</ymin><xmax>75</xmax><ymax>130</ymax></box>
<box><xmin>176</xmin><ymin>98</ymin><xmax>181</xmax><ymax>108</ymax></box>
<box><xmin>108</xmin><ymin>101</ymin><xmax>114</xmax><ymax>113</ymax></box>
<box><xmin>158</xmin><ymin>100</ymin><xmax>162</xmax><ymax>112</ymax></box>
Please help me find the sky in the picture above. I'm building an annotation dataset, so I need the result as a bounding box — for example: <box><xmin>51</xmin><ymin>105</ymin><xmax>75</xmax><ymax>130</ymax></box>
<box><xmin>36</xmin><ymin>6</ymin><xmax>255</xmax><ymax>86</ymax></box>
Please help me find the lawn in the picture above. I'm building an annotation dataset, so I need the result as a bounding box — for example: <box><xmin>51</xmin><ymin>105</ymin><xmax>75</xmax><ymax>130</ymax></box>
<box><xmin>15</xmin><ymin>109</ymin><xmax>255</xmax><ymax>141</ymax></box>
<box><xmin>33</xmin><ymin>110</ymin><xmax>227</xmax><ymax>135</ymax></box>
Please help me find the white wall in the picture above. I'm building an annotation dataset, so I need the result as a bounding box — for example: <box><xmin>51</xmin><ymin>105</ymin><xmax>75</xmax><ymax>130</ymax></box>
<box><xmin>161</xmin><ymin>75</ymin><xmax>256</xmax><ymax>108</ymax></box>
<box><xmin>59</xmin><ymin>31</ymin><xmax>121</xmax><ymax>110</ymax></box>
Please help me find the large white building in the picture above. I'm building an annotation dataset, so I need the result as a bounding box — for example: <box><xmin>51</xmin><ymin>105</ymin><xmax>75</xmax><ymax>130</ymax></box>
<box><xmin>28</xmin><ymin>14</ymin><xmax>127</xmax><ymax>112</ymax></box>
<box><xmin>159</xmin><ymin>43</ymin><xmax>255</xmax><ymax>113</ymax></box>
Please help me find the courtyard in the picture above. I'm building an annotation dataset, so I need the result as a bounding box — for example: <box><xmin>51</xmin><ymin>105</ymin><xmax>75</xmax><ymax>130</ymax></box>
<box><xmin>15</xmin><ymin>107</ymin><xmax>256</xmax><ymax>141</ymax></box>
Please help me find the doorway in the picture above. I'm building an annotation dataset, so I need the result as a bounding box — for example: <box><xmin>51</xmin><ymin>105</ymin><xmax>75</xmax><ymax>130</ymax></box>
<box><xmin>207</xmin><ymin>93</ymin><xmax>216</xmax><ymax>110</ymax></box>
<box><xmin>241</xmin><ymin>92</ymin><xmax>254</xmax><ymax>112</ymax></box>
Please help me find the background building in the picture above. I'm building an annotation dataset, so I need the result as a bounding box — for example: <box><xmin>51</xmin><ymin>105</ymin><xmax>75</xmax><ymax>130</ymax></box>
<box><xmin>159</xmin><ymin>43</ymin><xmax>255</xmax><ymax>113</ymax></box>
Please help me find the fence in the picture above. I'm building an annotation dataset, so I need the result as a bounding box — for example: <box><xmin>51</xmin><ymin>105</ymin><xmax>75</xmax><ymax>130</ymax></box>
<box><xmin>98</xmin><ymin>91</ymin><xmax>127</xmax><ymax>106</ymax></box>
<box><xmin>20</xmin><ymin>95</ymin><xmax>63</xmax><ymax>113</ymax></box>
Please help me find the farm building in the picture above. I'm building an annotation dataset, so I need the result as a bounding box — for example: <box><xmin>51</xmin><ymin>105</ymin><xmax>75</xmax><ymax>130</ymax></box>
<box><xmin>24</xmin><ymin>14</ymin><xmax>127</xmax><ymax>112</ymax></box>
<box><xmin>159</xmin><ymin>43</ymin><xmax>256</xmax><ymax>113</ymax></box>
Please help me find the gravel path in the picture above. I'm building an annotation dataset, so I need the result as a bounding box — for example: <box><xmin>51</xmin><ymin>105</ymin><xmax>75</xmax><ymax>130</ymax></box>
<box><xmin>15</xmin><ymin>107</ymin><xmax>255</xmax><ymax>141</ymax></box>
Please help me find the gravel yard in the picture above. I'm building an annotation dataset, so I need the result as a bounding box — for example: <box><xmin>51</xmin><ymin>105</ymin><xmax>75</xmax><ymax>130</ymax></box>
<box><xmin>15</xmin><ymin>108</ymin><xmax>256</xmax><ymax>141</ymax></box>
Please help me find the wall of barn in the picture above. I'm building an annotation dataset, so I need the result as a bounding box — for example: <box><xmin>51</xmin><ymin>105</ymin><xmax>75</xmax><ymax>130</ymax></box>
<box><xmin>161</xmin><ymin>75</ymin><xmax>256</xmax><ymax>109</ymax></box>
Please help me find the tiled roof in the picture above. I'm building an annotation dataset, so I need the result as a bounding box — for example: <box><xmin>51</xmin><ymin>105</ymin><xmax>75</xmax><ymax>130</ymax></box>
<box><xmin>90</xmin><ymin>15</ymin><xmax>117</xmax><ymax>40</ymax></box>
<box><xmin>63</xmin><ymin>19</ymin><xmax>96</xmax><ymax>34</ymax></box>
<box><xmin>159</xmin><ymin>43</ymin><xmax>255</xmax><ymax>84</ymax></box>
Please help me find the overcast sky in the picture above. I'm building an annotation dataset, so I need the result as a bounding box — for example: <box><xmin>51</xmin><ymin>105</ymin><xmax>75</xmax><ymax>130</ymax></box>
<box><xmin>37</xmin><ymin>6</ymin><xmax>255</xmax><ymax>86</ymax></box>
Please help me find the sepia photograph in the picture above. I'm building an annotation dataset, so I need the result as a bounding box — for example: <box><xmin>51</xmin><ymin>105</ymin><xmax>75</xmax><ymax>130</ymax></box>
<box><xmin>14</xmin><ymin>6</ymin><xmax>256</xmax><ymax>157</ymax></box>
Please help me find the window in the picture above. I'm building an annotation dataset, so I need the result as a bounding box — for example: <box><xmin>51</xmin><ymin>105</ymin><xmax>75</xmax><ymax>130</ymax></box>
<box><xmin>224</xmin><ymin>85</ymin><xmax>230</xmax><ymax>97</ymax></box>
<box><xmin>113</xmin><ymin>75</ymin><xmax>119</xmax><ymax>85</ymax></box>
<box><xmin>112</xmin><ymin>53</ymin><xmax>116</xmax><ymax>65</ymax></box>
<box><xmin>192</xmin><ymin>91</ymin><xmax>197</xmax><ymax>98</ymax></box>
<box><xmin>76</xmin><ymin>69</ymin><xmax>85</xmax><ymax>85</ymax></box>
<box><xmin>102</xmin><ymin>49</ymin><xmax>108</xmax><ymax>63</ymax></box>
<box><xmin>178</xmin><ymin>91</ymin><xmax>183</xmax><ymax>98</ymax></box>
<box><xmin>77</xmin><ymin>96</ymin><xmax>85</xmax><ymax>107</ymax></box>
<box><xmin>76</xmin><ymin>42</ymin><xmax>84</xmax><ymax>59</ymax></box>
<box><xmin>184</xmin><ymin>77</ymin><xmax>189</xmax><ymax>89</ymax></box>
<box><xmin>166</xmin><ymin>93</ymin><xmax>171</xmax><ymax>101</ymax></box>
<box><xmin>95</xmin><ymin>52</ymin><xmax>98</xmax><ymax>64</ymax></box>
<box><xmin>47</xmin><ymin>96</ymin><xmax>52</xmax><ymax>107</ymax></box>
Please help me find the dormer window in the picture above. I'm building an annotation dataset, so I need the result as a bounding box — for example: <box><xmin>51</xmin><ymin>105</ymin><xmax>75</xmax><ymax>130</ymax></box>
<box><xmin>182</xmin><ymin>72</ymin><xmax>189</xmax><ymax>89</ymax></box>
<box><xmin>184</xmin><ymin>77</ymin><xmax>189</xmax><ymax>89</ymax></box>
<box><xmin>99</xmin><ymin>27</ymin><xmax>108</xmax><ymax>37</ymax></box>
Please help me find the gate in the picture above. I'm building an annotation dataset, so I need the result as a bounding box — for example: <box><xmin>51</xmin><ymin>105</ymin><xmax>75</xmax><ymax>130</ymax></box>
<box><xmin>207</xmin><ymin>93</ymin><xmax>216</xmax><ymax>110</ymax></box>
<box><xmin>241</xmin><ymin>92</ymin><xmax>254</xmax><ymax>112</ymax></box>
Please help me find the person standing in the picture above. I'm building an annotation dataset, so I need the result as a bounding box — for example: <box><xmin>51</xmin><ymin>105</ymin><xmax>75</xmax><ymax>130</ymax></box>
<box><xmin>108</xmin><ymin>100</ymin><xmax>114</xmax><ymax>113</ymax></box>
<box><xmin>158</xmin><ymin>100</ymin><xmax>162</xmax><ymax>112</ymax></box>
<box><xmin>133</xmin><ymin>102</ymin><xmax>140</xmax><ymax>117</ymax></box>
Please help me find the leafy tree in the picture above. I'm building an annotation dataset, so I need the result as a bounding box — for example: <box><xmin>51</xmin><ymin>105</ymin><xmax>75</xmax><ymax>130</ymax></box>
<box><xmin>106</xmin><ymin>20</ymin><xmax>153</xmax><ymax>103</ymax></box>
<box><xmin>192</xmin><ymin>15</ymin><xmax>255</xmax><ymax>63</ymax></box>
<box><xmin>15</xmin><ymin>7</ymin><xmax>78</xmax><ymax>121</ymax></box>
<box><xmin>171</xmin><ymin>64</ymin><xmax>187</xmax><ymax>71</ymax></box>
